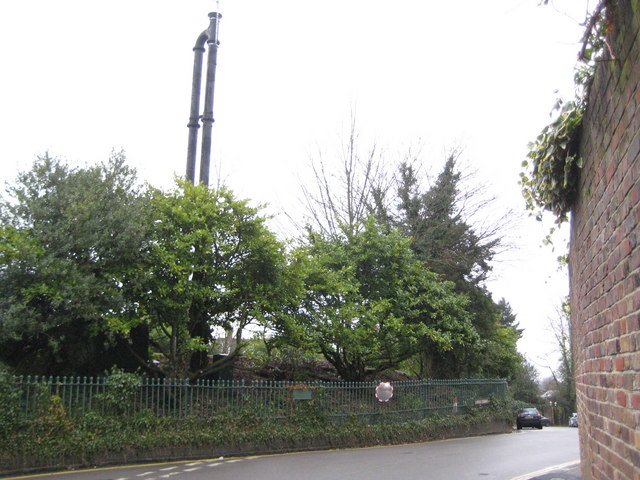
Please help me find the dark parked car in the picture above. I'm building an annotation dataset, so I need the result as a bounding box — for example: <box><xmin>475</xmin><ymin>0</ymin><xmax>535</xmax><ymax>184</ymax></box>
<box><xmin>516</xmin><ymin>407</ymin><xmax>543</xmax><ymax>429</ymax></box>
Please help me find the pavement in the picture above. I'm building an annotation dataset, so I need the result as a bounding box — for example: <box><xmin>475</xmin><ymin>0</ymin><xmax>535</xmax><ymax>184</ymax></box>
<box><xmin>524</xmin><ymin>462</ymin><xmax>581</xmax><ymax>480</ymax></box>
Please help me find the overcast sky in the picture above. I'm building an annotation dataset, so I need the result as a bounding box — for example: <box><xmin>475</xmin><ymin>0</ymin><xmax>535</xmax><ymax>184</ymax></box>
<box><xmin>0</xmin><ymin>0</ymin><xmax>592</xmax><ymax>376</ymax></box>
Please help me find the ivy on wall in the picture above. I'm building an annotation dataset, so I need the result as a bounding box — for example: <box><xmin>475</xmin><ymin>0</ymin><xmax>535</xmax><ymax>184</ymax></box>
<box><xmin>520</xmin><ymin>99</ymin><xmax>584</xmax><ymax>225</ymax></box>
<box><xmin>519</xmin><ymin>0</ymin><xmax>615</xmax><ymax>227</ymax></box>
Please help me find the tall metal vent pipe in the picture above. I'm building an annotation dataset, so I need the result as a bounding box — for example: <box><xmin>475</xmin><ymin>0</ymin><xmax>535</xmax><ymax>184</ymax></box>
<box><xmin>186</xmin><ymin>12</ymin><xmax>221</xmax><ymax>186</ymax></box>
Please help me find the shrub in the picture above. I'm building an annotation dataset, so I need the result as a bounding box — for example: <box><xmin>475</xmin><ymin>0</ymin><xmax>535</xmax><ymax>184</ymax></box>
<box><xmin>95</xmin><ymin>367</ymin><xmax>143</xmax><ymax>415</ymax></box>
<box><xmin>1</xmin><ymin>384</ymin><xmax>516</xmax><ymax>473</ymax></box>
<box><xmin>0</xmin><ymin>368</ymin><xmax>22</xmax><ymax>434</ymax></box>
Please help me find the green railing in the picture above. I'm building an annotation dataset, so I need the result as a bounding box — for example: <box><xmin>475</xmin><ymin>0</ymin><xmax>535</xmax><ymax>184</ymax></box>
<box><xmin>12</xmin><ymin>376</ymin><xmax>507</xmax><ymax>422</ymax></box>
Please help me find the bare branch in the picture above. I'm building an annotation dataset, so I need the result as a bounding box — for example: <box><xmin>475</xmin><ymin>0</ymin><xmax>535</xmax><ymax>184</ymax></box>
<box><xmin>301</xmin><ymin>115</ymin><xmax>385</xmax><ymax>238</ymax></box>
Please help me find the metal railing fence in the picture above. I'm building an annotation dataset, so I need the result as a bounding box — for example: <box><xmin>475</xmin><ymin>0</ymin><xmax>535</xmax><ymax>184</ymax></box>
<box><xmin>10</xmin><ymin>375</ymin><xmax>507</xmax><ymax>422</ymax></box>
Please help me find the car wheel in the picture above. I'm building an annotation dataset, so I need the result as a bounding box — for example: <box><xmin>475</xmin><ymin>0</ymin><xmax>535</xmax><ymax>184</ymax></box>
<box><xmin>517</xmin><ymin>423</ymin><xmax>522</xmax><ymax>430</ymax></box>
<box><xmin>537</xmin><ymin>425</ymin><xmax>543</xmax><ymax>429</ymax></box>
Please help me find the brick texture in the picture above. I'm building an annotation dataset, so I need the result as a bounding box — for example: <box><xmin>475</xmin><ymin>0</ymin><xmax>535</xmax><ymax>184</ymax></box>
<box><xmin>570</xmin><ymin>1</ymin><xmax>640</xmax><ymax>479</ymax></box>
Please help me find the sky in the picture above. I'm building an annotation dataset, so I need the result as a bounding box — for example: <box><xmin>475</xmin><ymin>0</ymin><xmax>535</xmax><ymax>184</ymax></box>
<box><xmin>0</xmin><ymin>0</ymin><xmax>593</xmax><ymax>376</ymax></box>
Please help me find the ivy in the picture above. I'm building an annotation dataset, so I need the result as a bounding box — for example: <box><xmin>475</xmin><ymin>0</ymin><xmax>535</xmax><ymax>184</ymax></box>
<box><xmin>519</xmin><ymin>0</ymin><xmax>614</xmax><ymax>227</ymax></box>
<box><xmin>520</xmin><ymin>99</ymin><xmax>585</xmax><ymax>225</ymax></box>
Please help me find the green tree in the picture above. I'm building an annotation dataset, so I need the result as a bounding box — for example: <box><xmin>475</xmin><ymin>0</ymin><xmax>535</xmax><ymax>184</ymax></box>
<box><xmin>497</xmin><ymin>297</ymin><xmax>522</xmax><ymax>332</ymax></box>
<box><xmin>299</xmin><ymin>124</ymin><xmax>518</xmax><ymax>380</ymax></box>
<box><xmin>387</xmin><ymin>154</ymin><xmax>500</xmax><ymax>285</ymax></box>
<box><xmin>509</xmin><ymin>356</ymin><xmax>541</xmax><ymax>404</ymax></box>
<box><xmin>546</xmin><ymin>299</ymin><xmax>576</xmax><ymax>413</ymax></box>
<box><xmin>0</xmin><ymin>153</ymin><xmax>150</xmax><ymax>375</ymax></box>
<box><xmin>456</xmin><ymin>294</ymin><xmax>522</xmax><ymax>379</ymax></box>
<box><xmin>289</xmin><ymin>218</ymin><xmax>474</xmax><ymax>381</ymax></box>
<box><xmin>409</xmin><ymin>287</ymin><xmax>517</xmax><ymax>379</ymax></box>
<box><xmin>477</xmin><ymin>298</ymin><xmax>523</xmax><ymax>379</ymax></box>
<box><xmin>130</xmin><ymin>181</ymin><xmax>295</xmax><ymax>378</ymax></box>
<box><xmin>371</xmin><ymin>154</ymin><xmax>522</xmax><ymax>379</ymax></box>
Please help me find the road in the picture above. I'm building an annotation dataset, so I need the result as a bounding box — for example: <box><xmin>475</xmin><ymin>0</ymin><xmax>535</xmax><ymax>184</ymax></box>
<box><xmin>7</xmin><ymin>427</ymin><xmax>579</xmax><ymax>480</ymax></box>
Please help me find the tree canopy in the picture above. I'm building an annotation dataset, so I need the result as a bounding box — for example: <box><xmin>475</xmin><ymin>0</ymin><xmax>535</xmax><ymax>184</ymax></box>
<box><xmin>130</xmin><ymin>181</ymin><xmax>295</xmax><ymax>378</ymax></box>
<box><xmin>0</xmin><ymin>153</ymin><xmax>149</xmax><ymax>374</ymax></box>
<box><xmin>1</xmin><ymin>149</ymin><xmax>527</xmax><ymax>384</ymax></box>
<box><xmin>287</xmin><ymin>218</ymin><xmax>473</xmax><ymax>381</ymax></box>
<box><xmin>0</xmin><ymin>155</ymin><xmax>295</xmax><ymax>379</ymax></box>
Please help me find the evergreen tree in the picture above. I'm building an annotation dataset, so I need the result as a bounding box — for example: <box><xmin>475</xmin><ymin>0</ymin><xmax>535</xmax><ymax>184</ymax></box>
<box><xmin>393</xmin><ymin>154</ymin><xmax>498</xmax><ymax>285</ymax></box>
<box><xmin>0</xmin><ymin>153</ymin><xmax>150</xmax><ymax>375</ymax></box>
<box><xmin>373</xmin><ymin>153</ymin><xmax>518</xmax><ymax>379</ymax></box>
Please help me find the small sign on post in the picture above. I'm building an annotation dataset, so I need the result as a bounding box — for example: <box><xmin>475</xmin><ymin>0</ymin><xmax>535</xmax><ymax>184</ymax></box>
<box><xmin>375</xmin><ymin>382</ymin><xmax>394</xmax><ymax>402</ymax></box>
<box><xmin>453</xmin><ymin>396</ymin><xmax>458</xmax><ymax>415</ymax></box>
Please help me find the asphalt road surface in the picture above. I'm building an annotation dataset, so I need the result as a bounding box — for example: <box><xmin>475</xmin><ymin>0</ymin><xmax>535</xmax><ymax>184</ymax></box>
<box><xmin>8</xmin><ymin>427</ymin><xmax>579</xmax><ymax>480</ymax></box>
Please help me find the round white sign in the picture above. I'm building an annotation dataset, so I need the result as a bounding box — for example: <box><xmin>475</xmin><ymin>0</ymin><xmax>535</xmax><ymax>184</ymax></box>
<box><xmin>375</xmin><ymin>382</ymin><xmax>394</xmax><ymax>402</ymax></box>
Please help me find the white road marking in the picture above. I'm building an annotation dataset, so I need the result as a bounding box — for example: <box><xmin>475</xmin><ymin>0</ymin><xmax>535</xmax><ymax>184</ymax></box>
<box><xmin>510</xmin><ymin>460</ymin><xmax>580</xmax><ymax>480</ymax></box>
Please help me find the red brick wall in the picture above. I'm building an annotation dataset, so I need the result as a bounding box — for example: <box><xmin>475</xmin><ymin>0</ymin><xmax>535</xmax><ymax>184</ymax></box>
<box><xmin>569</xmin><ymin>2</ymin><xmax>640</xmax><ymax>479</ymax></box>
